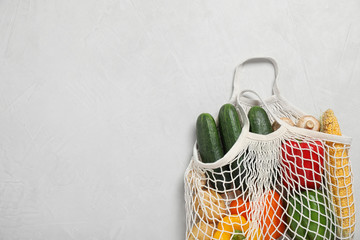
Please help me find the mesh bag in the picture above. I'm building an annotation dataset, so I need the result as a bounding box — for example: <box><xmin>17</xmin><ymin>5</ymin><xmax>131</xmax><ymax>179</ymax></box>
<box><xmin>184</xmin><ymin>57</ymin><xmax>355</xmax><ymax>240</ymax></box>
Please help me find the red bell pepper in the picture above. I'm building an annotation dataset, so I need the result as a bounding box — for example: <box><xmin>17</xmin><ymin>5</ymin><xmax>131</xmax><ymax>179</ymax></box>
<box><xmin>281</xmin><ymin>140</ymin><xmax>324</xmax><ymax>189</ymax></box>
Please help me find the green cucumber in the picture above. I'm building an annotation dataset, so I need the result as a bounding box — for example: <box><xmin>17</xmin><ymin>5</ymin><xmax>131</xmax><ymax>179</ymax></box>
<box><xmin>247</xmin><ymin>106</ymin><xmax>277</xmax><ymax>189</ymax></box>
<box><xmin>218</xmin><ymin>104</ymin><xmax>242</xmax><ymax>153</ymax></box>
<box><xmin>196</xmin><ymin>113</ymin><xmax>231</xmax><ymax>192</ymax></box>
<box><xmin>248</xmin><ymin>106</ymin><xmax>273</xmax><ymax>135</ymax></box>
<box><xmin>218</xmin><ymin>104</ymin><xmax>243</xmax><ymax>190</ymax></box>
<box><xmin>196</xmin><ymin>113</ymin><xmax>224</xmax><ymax>163</ymax></box>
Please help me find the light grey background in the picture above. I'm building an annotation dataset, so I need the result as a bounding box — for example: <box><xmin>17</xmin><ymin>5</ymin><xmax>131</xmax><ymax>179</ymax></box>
<box><xmin>0</xmin><ymin>0</ymin><xmax>360</xmax><ymax>239</ymax></box>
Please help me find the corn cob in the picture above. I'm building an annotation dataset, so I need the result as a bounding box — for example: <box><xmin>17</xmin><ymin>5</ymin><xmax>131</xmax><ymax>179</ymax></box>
<box><xmin>321</xmin><ymin>109</ymin><xmax>355</xmax><ymax>238</ymax></box>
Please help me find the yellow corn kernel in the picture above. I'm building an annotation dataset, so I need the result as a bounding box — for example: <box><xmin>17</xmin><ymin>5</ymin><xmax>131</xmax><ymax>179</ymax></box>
<box><xmin>322</xmin><ymin>109</ymin><xmax>355</xmax><ymax>238</ymax></box>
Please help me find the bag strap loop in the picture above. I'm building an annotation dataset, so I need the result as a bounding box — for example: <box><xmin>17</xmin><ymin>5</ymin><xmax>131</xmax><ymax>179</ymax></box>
<box><xmin>238</xmin><ymin>89</ymin><xmax>282</xmax><ymax>123</ymax></box>
<box><xmin>230</xmin><ymin>57</ymin><xmax>280</xmax><ymax>103</ymax></box>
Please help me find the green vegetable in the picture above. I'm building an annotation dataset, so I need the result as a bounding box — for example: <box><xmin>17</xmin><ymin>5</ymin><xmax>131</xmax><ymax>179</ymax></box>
<box><xmin>232</xmin><ymin>230</ymin><xmax>246</xmax><ymax>240</ymax></box>
<box><xmin>218</xmin><ymin>104</ymin><xmax>242</xmax><ymax>152</ymax></box>
<box><xmin>196</xmin><ymin>113</ymin><xmax>224</xmax><ymax>164</ymax></box>
<box><xmin>248</xmin><ymin>106</ymin><xmax>273</xmax><ymax>135</ymax></box>
<box><xmin>196</xmin><ymin>113</ymin><xmax>231</xmax><ymax>191</ymax></box>
<box><xmin>247</xmin><ymin>106</ymin><xmax>276</xmax><ymax>189</ymax></box>
<box><xmin>287</xmin><ymin>189</ymin><xmax>336</xmax><ymax>240</ymax></box>
<box><xmin>218</xmin><ymin>104</ymin><xmax>243</xmax><ymax>190</ymax></box>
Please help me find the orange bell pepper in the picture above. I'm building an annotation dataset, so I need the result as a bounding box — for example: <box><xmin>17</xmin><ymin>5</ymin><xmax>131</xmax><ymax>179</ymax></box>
<box><xmin>229</xmin><ymin>190</ymin><xmax>285</xmax><ymax>240</ymax></box>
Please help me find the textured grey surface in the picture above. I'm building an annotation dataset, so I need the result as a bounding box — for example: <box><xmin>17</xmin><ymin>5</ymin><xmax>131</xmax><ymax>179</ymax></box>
<box><xmin>0</xmin><ymin>0</ymin><xmax>360</xmax><ymax>239</ymax></box>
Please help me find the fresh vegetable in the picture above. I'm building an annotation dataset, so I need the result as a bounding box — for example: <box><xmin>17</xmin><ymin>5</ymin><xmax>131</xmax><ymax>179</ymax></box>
<box><xmin>213</xmin><ymin>215</ymin><xmax>248</xmax><ymax>240</ymax></box>
<box><xmin>286</xmin><ymin>189</ymin><xmax>336</xmax><ymax>240</ymax></box>
<box><xmin>218</xmin><ymin>104</ymin><xmax>243</xmax><ymax>190</ymax></box>
<box><xmin>193</xmin><ymin>187</ymin><xmax>226</xmax><ymax>223</ymax></box>
<box><xmin>231</xmin><ymin>230</ymin><xmax>247</xmax><ymax>240</ymax></box>
<box><xmin>321</xmin><ymin>109</ymin><xmax>355</xmax><ymax>237</ymax></box>
<box><xmin>196</xmin><ymin>113</ymin><xmax>224</xmax><ymax>163</ymax></box>
<box><xmin>281</xmin><ymin>140</ymin><xmax>324</xmax><ymax>189</ymax></box>
<box><xmin>229</xmin><ymin>190</ymin><xmax>285</xmax><ymax>240</ymax></box>
<box><xmin>248</xmin><ymin>106</ymin><xmax>273</xmax><ymax>135</ymax></box>
<box><xmin>188</xmin><ymin>221</ymin><xmax>216</xmax><ymax>240</ymax></box>
<box><xmin>272</xmin><ymin>117</ymin><xmax>295</xmax><ymax>131</ymax></box>
<box><xmin>196</xmin><ymin>113</ymin><xmax>231</xmax><ymax>191</ymax></box>
<box><xmin>213</xmin><ymin>215</ymin><xmax>262</xmax><ymax>240</ymax></box>
<box><xmin>296</xmin><ymin>115</ymin><xmax>320</xmax><ymax>131</ymax></box>
<box><xmin>247</xmin><ymin>106</ymin><xmax>277</xmax><ymax>189</ymax></box>
<box><xmin>218</xmin><ymin>104</ymin><xmax>242</xmax><ymax>152</ymax></box>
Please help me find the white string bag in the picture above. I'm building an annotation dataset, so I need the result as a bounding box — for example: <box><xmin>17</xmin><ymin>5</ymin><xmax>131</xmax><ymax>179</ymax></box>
<box><xmin>184</xmin><ymin>57</ymin><xmax>355</xmax><ymax>240</ymax></box>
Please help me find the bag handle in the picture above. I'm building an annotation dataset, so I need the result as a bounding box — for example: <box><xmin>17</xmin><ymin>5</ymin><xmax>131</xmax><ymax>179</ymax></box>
<box><xmin>229</xmin><ymin>57</ymin><xmax>280</xmax><ymax>103</ymax></box>
<box><xmin>237</xmin><ymin>89</ymin><xmax>286</xmax><ymax>127</ymax></box>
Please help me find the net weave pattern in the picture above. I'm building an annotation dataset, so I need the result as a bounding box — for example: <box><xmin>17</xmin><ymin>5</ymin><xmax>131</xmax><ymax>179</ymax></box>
<box><xmin>184</xmin><ymin>58</ymin><xmax>355</xmax><ymax>240</ymax></box>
